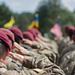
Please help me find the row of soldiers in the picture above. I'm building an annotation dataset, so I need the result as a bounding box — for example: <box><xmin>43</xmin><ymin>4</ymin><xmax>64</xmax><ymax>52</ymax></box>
<box><xmin>56</xmin><ymin>25</ymin><xmax>75</xmax><ymax>75</ymax></box>
<box><xmin>0</xmin><ymin>26</ymin><xmax>65</xmax><ymax>75</ymax></box>
<box><xmin>0</xmin><ymin>25</ymin><xmax>74</xmax><ymax>75</ymax></box>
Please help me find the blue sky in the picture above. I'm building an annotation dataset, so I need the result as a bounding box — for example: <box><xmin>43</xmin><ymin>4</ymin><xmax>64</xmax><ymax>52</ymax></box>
<box><xmin>0</xmin><ymin>0</ymin><xmax>75</xmax><ymax>13</ymax></box>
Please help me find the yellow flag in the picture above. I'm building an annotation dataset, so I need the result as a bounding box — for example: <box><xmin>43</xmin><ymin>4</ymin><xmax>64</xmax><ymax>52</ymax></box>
<box><xmin>35</xmin><ymin>21</ymin><xmax>39</xmax><ymax>28</ymax></box>
<box><xmin>28</xmin><ymin>21</ymin><xmax>34</xmax><ymax>29</ymax></box>
<box><xmin>4</xmin><ymin>16</ymin><xmax>15</xmax><ymax>28</ymax></box>
<box><xmin>28</xmin><ymin>14</ymin><xmax>39</xmax><ymax>29</ymax></box>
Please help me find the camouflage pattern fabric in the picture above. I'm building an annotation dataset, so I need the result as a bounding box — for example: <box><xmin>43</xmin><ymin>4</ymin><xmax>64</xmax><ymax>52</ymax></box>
<box><xmin>0</xmin><ymin>62</ymin><xmax>7</xmax><ymax>75</ymax></box>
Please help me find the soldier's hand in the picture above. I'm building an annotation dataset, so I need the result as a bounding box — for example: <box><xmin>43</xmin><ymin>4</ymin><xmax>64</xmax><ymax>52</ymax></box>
<box><xmin>22</xmin><ymin>39</ymin><xmax>32</xmax><ymax>46</ymax></box>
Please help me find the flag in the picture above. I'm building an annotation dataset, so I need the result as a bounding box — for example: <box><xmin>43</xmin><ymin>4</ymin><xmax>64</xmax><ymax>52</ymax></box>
<box><xmin>50</xmin><ymin>19</ymin><xmax>62</xmax><ymax>39</ymax></box>
<box><xmin>4</xmin><ymin>16</ymin><xmax>15</xmax><ymax>28</ymax></box>
<box><xmin>28</xmin><ymin>14</ymin><xmax>39</xmax><ymax>29</ymax></box>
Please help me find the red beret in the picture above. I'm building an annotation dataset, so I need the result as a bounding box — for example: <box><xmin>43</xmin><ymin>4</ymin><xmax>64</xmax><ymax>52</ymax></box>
<box><xmin>0</xmin><ymin>28</ymin><xmax>14</xmax><ymax>42</ymax></box>
<box><xmin>65</xmin><ymin>25</ymin><xmax>74</xmax><ymax>30</ymax></box>
<box><xmin>0</xmin><ymin>31</ymin><xmax>12</xmax><ymax>51</ymax></box>
<box><xmin>72</xmin><ymin>29</ymin><xmax>75</xmax><ymax>42</ymax></box>
<box><xmin>65</xmin><ymin>25</ymin><xmax>75</xmax><ymax>39</ymax></box>
<box><xmin>31</xmin><ymin>28</ymin><xmax>39</xmax><ymax>35</ymax></box>
<box><xmin>26</xmin><ymin>28</ymin><xmax>39</xmax><ymax>38</ymax></box>
<box><xmin>65</xmin><ymin>25</ymin><xmax>74</xmax><ymax>34</ymax></box>
<box><xmin>23</xmin><ymin>31</ymin><xmax>34</xmax><ymax>41</ymax></box>
<box><xmin>9</xmin><ymin>26</ymin><xmax>23</xmax><ymax>39</ymax></box>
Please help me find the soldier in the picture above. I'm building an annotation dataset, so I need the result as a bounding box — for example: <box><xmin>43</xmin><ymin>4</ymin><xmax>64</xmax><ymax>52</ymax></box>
<box><xmin>0</xmin><ymin>27</ymin><xmax>33</xmax><ymax>75</ymax></box>
<box><xmin>24</xmin><ymin>28</ymin><xmax>58</xmax><ymax>63</ymax></box>
<box><xmin>58</xmin><ymin>25</ymin><xmax>74</xmax><ymax>55</ymax></box>
<box><xmin>59</xmin><ymin>25</ymin><xmax>75</xmax><ymax>63</ymax></box>
<box><xmin>0</xmin><ymin>31</ymin><xmax>12</xmax><ymax>74</ymax></box>
<box><xmin>1</xmin><ymin>27</ymin><xmax>63</xmax><ymax>75</ymax></box>
<box><xmin>60</xmin><ymin>50</ymin><xmax>75</xmax><ymax>75</ymax></box>
<box><xmin>0</xmin><ymin>28</ymin><xmax>15</xmax><ymax>48</ymax></box>
<box><xmin>23</xmin><ymin>31</ymin><xmax>41</xmax><ymax>49</ymax></box>
<box><xmin>0</xmin><ymin>28</ymin><xmax>28</xmax><ymax>73</ymax></box>
<box><xmin>10</xmin><ymin>52</ymin><xmax>65</xmax><ymax>75</ymax></box>
<box><xmin>8</xmin><ymin>26</ymin><xmax>29</xmax><ymax>55</ymax></box>
<box><xmin>26</xmin><ymin>28</ymin><xmax>51</xmax><ymax>42</ymax></box>
<box><xmin>9</xmin><ymin>26</ymin><xmax>23</xmax><ymax>44</ymax></box>
<box><xmin>59</xmin><ymin>26</ymin><xmax>75</xmax><ymax>75</ymax></box>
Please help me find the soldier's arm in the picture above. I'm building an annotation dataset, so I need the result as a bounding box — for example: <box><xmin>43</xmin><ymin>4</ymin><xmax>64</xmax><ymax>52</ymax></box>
<box><xmin>9</xmin><ymin>52</ymin><xmax>34</xmax><ymax>68</ymax></box>
<box><xmin>9</xmin><ymin>52</ymin><xmax>24</xmax><ymax>64</ymax></box>
<box><xmin>14</xmin><ymin>42</ymin><xmax>29</xmax><ymax>55</ymax></box>
<box><xmin>23</xmin><ymin>39</ymin><xmax>41</xmax><ymax>49</ymax></box>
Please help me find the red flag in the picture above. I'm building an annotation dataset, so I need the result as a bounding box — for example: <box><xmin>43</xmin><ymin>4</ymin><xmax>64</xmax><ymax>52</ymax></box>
<box><xmin>50</xmin><ymin>23</ymin><xmax>62</xmax><ymax>39</ymax></box>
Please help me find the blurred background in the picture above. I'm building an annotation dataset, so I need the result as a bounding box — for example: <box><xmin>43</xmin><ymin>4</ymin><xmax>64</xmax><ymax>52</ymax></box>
<box><xmin>0</xmin><ymin>0</ymin><xmax>75</xmax><ymax>38</ymax></box>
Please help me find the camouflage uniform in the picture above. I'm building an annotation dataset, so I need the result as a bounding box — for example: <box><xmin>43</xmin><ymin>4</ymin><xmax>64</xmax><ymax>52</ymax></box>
<box><xmin>0</xmin><ymin>62</ymin><xmax>7</xmax><ymax>75</ymax></box>
<box><xmin>28</xmin><ymin>40</ymin><xmax>58</xmax><ymax>64</ymax></box>
<box><xmin>22</xmin><ymin>55</ymin><xmax>65</xmax><ymax>75</ymax></box>
<box><xmin>60</xmin><ymin>50</ymin><xmax>75</xmax><ymax>75</ymax></box>
<box><xmin>2</xmin><ymin>70</ymin><xmax>21</xmax><ymax>75</ymax></box>
<box><xmin>5</xmin><ymin>56</ymin><xmax>23</xmax><ymax>72</ymax></box>
<box><xmin>59</xmin><ymin>43</ymin><xmax>75</xmax><ymax>64</ymax></box>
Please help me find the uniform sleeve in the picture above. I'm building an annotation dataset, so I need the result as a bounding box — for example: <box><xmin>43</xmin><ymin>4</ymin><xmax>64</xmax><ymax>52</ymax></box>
<box><xmin>22</xmin><ymin>56</ymin><xmax>35</xmax><ymax>69</ymax></box>
<box><xmin>22</xmin><ymin>55</ymin><xmax>52</xmax><ymax>69</ymax></box>
<box><xmin>0</xmin><ymin>62</ymin><xmax>7</xmax><ymax>74</ymax></box>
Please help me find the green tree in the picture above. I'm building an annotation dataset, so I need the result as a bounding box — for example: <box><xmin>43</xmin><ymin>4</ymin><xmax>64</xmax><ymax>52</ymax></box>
<box><xmin>13</xmin><ymin>12</ymin><xmax>34</xmax><ymax>32</ymax></box>
<box><xmin>0</xmin><ymin>3</ymin><xmax>12</xmax><ymax>27</ymax></box>
<box><xmin>36</xmin><ymin>0</ymin><xmax>61</xmax><ymax>35</ymax></box>
<box><xmin>36</xmin><ymin>0</ymin><xmax>75</xmax><ymax>38</ymax></box>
